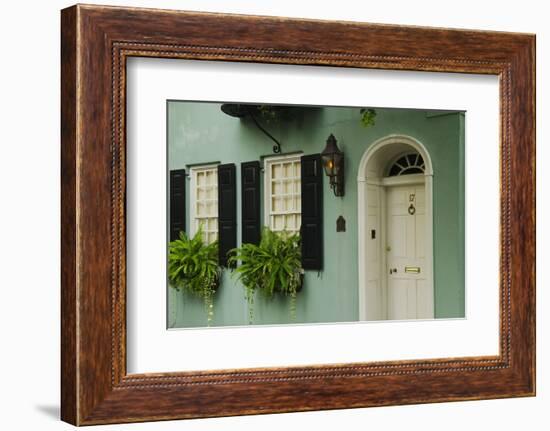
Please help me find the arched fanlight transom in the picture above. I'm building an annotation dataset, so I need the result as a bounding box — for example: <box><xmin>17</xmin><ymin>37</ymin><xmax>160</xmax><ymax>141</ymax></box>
<box><xmin>387</xmin><ymin>153</ymin><xmax>425</xmax><ymax>177</ymax></box>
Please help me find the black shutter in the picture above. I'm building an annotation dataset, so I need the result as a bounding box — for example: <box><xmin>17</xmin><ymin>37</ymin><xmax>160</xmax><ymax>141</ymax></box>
<box><xmin>217</xmin><ymin>163</ymin><xmax>237</xmax><ymax>266</ymax></box>
<box><xmin>300</xmin><ymin>154</ymin><xmax>323</xmax><ymax>270</ymax></box>
<box><xmin>241</xmin><ymin>161</ymin><xmax>261</xmax><ymax>245</ymax></box>
<box><xmin>169</xmin><ymin>169</ymin><xmax>186</xmax><ymax>241</ymax></box>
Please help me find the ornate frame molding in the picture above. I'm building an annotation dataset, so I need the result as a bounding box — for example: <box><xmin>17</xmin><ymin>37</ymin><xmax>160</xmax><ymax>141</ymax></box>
<box><xmin>61</xmin><ymin>5</ymin><xmax>535</xmax><ymax>425</ymax></box>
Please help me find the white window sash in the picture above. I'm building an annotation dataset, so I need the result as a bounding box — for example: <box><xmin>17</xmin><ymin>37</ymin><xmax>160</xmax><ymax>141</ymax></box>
<box><xmin>263</xmin><ymin>153</ymin><xmax>303</xmax><ymax>234</ymax></box>
<box><xmin>189</xmin><ymin>164</ymin><xmax>218</xmax><ymax>243</ymax></box>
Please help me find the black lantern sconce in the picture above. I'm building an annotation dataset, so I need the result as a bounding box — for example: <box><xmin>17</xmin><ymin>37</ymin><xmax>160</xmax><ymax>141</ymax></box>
<box><xmin>321</xmin><ymin>134</ymin><xmax>345</xmax><ymax>197</ymax></box>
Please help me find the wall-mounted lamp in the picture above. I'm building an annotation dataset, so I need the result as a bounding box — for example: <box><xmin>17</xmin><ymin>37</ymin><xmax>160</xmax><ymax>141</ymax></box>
<box><xmin>321</xmin><ymin>134</ymin><xmax>345</xmax><ymax>197</ymax></box>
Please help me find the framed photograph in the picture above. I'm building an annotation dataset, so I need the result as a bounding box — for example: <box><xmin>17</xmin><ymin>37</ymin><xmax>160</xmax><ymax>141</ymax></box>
<box><xmin>61</xmin><ymin>4</ymin><xmax>535</xmax><ymax>425</ymax></box>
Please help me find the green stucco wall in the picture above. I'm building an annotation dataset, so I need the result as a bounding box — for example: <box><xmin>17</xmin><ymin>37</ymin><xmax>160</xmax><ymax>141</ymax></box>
<box><xmin>167</xmin><ymin>101</ymin><xmax>465</xmax><ymax>328</ymax></box>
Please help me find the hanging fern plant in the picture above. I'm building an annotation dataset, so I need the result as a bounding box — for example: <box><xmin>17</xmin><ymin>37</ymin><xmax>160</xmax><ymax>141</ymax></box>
<box><xmin>228</xmin><ymin>227</ymin><xmax>303</xmax><ymax>323</ymax></box>
<box><xmin>168</xmin><ymin>228</ymin><xmax>221</xmax><ymax>325</ymax></box>
<box><xmin>360</xmin><ymin>108</ymin><xmax>377</xmax><ymax>128</ymax></box>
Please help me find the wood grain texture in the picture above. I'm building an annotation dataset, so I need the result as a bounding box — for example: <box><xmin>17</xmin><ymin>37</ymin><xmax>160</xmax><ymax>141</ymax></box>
<box><xmin>60</xmin><ymin>4</ymin><xmax>536</xmax><ymax>425</ymax></box>
<box><xmin>60</xmin><ymin>5</ymin><xmax>78</xmax><ymax>425</ymax></box>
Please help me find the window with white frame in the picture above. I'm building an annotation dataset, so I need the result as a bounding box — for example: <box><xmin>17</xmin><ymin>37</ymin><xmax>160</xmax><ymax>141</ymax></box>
<box><xmin>189</xmin><ymin>165</ymin><xmax>218</xmax><ymax>244</ymax></box>
<box><xmin>264</xmin><ymin>154</ymin><xmax>302</xmax><ymax>234</ymax></box>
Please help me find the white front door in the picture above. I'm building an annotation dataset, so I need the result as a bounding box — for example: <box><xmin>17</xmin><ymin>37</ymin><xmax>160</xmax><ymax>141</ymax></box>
<box><xmin>386</xmin><ymin>184</ymin><xmax>431</xmax><ymax>319</ymax></box>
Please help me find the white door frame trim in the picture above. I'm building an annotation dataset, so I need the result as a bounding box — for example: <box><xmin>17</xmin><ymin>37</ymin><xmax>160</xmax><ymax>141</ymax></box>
<box><xmin>357</xmin><ymin>135</ymin><xmax>434</xmax><ymax>321</ymax></box>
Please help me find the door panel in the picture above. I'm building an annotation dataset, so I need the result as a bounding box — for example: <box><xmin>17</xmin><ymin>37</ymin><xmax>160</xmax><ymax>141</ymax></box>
<box><xmin>386</xmin><ymin>184</ymin><xmax>429</xmax><ymax>320</ymax></box>
<box><xmin>387</xmin><ymin>278</ymin><xmax>409</xmax><ymax>319</ymax></box>
<box><xmin>415</xmin><ymin>213</ymin><xmax>425</xmax><ymax>258</ymax></box>
<box><xmin>388</xmin><ymin>215</ymin><xmax>408</xmax><ymax>258</ymax></box>
<box><xmin>406</xmin><ymin>285</ymin><xmax>417</xmax><ymax>319</ymax></box>
<box><xmin>415</xmin><ymin>279</ymin><xmax>432</xmax><ymax>318</ymax></box>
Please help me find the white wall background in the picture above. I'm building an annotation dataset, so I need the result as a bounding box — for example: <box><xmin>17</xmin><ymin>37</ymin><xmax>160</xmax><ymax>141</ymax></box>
<box><xmin>0</xmin><ymin>0</ymin><xmax>546</xmax><ymax>430</ymax></box>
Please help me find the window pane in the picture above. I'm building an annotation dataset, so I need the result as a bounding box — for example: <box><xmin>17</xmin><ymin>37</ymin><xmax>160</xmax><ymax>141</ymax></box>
<box><xmin>283</xmin><ymin>180</ymin><xmax>291</xmax><ymax>194</ymax></box>
<box><xmin>397</xmin><ymin>156</ymin><xmax>408</xmax><ymax>167</ymax></box>
<box><xmin>272</xmin><ymin>181</ymin><xmax>282</xmax><ymax>195</ymax></box>
<box><xmin>272</xmin><ymin>164</ymin><xmax>282</xmax><ymax>179</ymax></box>
<box><xmin>208</xmin><ymin>171</ymin><xmax>216</xmax><ymax>185</ymax></box>
<box><xmin>283</xmin><ymin>163</ymin><xmax>290</xmax><ymax>177</ymax></box>
<box><xmin>196</xmin><ymin>202</ymin><xmax>204</xmax><ymax>216</ymax></box>
<box><xmin>402</xmin><ymin>167</ymin><xmax>424</xmax><ymax>175</ymax></box>
<box><xmin>197</xmin><ymin>172</ymin><xmax>205</xmax><ymax>185</ymax></box>
<box><xmin>272</xmin><ymin>197</ymin><xmax>282</xmax><ymax>212</ymax></box>
<box><xmin>388</xmin><ymin>164</ymin><xmax>402</xmax><ymax>176</ymax></box>
<box><xmin>274</xmin><ymin>215</ymin><xmax>284</xmax><ymax>230</ymax></box>
<box><xmin>286</xmin><ymin>215</ymin><xmax>295</xmax><ymax>230</ymax></box>
<box><xmin>284</xmin><ymin>196</ymin><xmax>293</xmax><ymax>211</ymax></box>
<box><xmin>197</xmin><ymin>187</ymin><xmax>206</xmax><ymax>200</ymax></box>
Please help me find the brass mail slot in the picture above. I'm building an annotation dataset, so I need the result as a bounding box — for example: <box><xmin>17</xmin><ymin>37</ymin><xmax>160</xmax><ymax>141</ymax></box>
<box><xmin>405</xmin><ymin>266</ymin><xmax>421</xmax><ymax>274</ymax></box>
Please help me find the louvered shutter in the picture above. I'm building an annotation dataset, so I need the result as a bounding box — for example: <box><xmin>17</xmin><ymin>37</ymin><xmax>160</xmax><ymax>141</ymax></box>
<box><xmin>300</xmin><ymin>154</ymin><xmax>323</xmax><ymax>270</ymax></box>
<box><xmin>217</xmin><ymin>163</ymin><xmax>237</xmax><ymax>266</ymax></box>
<box><xmin>169</xmin><ymin>169</ymin><xmax>186</xmax><ymax>241</ymax></box>
<box><xmin>241</xmin><ymin>161</ymin><xmax>261</xmax><ymax>245</ymax></box>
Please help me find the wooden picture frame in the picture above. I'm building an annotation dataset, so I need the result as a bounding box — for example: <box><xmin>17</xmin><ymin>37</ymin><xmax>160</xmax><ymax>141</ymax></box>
<box><xmin>61</xmin><ymin>4</ymin><xmax>535</xmax><ymax>425</ymax></box>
